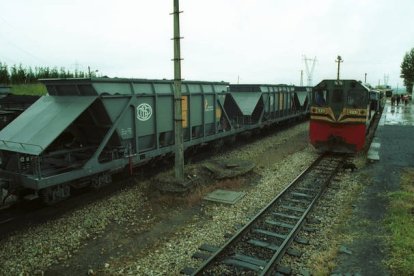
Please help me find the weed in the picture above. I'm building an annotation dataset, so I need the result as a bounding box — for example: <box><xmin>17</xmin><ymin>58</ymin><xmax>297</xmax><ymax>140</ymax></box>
<box><xmin>384</xmin><ymin>168</ymin><xmax>414</xmax><ymax>274</ymax></box>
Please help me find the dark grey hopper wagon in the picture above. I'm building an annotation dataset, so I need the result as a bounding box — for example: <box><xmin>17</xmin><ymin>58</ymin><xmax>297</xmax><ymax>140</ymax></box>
<box><xmin>0</xmin><ymin>78</ymin><xmax>311</xmax><ymax>204</ymax></box>
<box><xmin>0</xmin><ymin>78</ymin><xmax>231</xmax><ymax>203</ymax></box>
<box><xmin>227</xmin><ymin>84</ymin><xmax>311</xmax><ymax>126</ymax></box>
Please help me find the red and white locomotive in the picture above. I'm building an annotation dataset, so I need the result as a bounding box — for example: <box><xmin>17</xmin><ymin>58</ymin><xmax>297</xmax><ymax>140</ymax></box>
<box><xmin>309</xmin><ymin>79</ymin><xmax>381</xmax><ymax>153</ymax></box>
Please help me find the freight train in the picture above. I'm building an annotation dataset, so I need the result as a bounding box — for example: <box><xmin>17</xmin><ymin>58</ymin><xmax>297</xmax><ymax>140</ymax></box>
<box><xmin>309</xmin><ymin>79</ymin><xmax>384</xmax><ymax>153</ymax></box>
<box><xmin>0</xmin><ymin>78</ymin><xmax>311</xmax><ymax>204</ymax></box>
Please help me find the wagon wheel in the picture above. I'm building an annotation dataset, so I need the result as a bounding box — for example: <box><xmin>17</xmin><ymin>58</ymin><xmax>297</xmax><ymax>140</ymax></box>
<box><xmin>39</xmin><ymin>184</ymin><xmax>70</xmax><ymax>205</ymax></box>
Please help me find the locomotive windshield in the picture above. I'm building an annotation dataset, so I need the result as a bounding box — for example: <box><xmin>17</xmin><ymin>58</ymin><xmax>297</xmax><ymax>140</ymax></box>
<box><xmin>332</xmin><ymin>89</ymin><xmax>343</xmax><ymax>103</ymax></box>
<box><xmin>347</xmin><ymin>87</ymin><xmax>367</xmax><ymax>108</ymax></box>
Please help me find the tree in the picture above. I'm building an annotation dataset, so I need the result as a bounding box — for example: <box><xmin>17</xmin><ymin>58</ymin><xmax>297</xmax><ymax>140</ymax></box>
<box><xmin>0</xmin><ymin>62</ymin><xmax>10</xmax><ymax>84</ymax></box>
<box><xmin>401</xmin><ymin>48</ymin><xmax>414</xmax><ymax>93</ymax></box>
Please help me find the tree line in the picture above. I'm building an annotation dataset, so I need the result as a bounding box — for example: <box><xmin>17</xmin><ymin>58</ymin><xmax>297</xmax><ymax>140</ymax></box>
<box><xmin>401</xmin><ymin>48</ymin><xmax>414</xmax><ymax>93</ymax></box>
<box><xmin>0</xmin><ymin>61</ymin><xmax>95</xmax><ymax>84</ymax></box>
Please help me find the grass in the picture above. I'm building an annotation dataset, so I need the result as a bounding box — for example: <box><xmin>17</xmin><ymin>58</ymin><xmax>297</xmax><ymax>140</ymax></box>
<box><xmin>10</xmin><ymin>83</ymin><xmax>47</xmax><ymax>95</ymax></box>
<box><xmin>384</xmin><ymin>168</ymin><xmax>414</xmax><ymax>275</ymax></box>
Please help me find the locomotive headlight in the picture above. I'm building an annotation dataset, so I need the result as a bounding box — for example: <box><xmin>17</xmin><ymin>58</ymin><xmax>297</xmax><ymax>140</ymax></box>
<box><xmin>348</xmin><ymin>110</ymin><xmax>358</xmax><ymax>115</ymax></box>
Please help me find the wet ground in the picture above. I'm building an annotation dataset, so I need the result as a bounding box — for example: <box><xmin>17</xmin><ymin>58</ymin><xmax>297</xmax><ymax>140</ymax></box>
<box><xmin>333</xmin><ymin>100</ymin><xmax>414</xmax><ymax>275</ymax></box>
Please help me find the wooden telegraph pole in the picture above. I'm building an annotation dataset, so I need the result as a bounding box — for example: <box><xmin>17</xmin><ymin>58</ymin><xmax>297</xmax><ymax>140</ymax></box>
<box><xmin>336</xmin><ymin>55</ymin><xmax>343</xmax><ymax>80</ymax></box>
<box><xmin>172</xmin><ymin>0</ymin><xmax>184</xmax><ymax>181</ymax></box>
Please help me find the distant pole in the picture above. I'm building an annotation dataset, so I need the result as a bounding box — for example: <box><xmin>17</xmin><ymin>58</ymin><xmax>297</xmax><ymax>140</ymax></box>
<box><xmin>88</xmin><ymin>66</ymin><xmax>91</xmax><ymax>78</ymax></box>
<box><xmin>303</xmin><ymin>55</ymin><xmax>317</xmax><ymax>86</ymax></box>
<box><xmin>172</xmin><ymin>0</ymin><xmax>184</xmax><ymax>181</ymax></box>
<box><xmin>300</xmin><ymin>70</ymin><xmax>303</xmax><ymax>86</ymax></box>
<box><xmin>364</xmin><ymin>73</ymin><xmax>367</xmax><ymax>84</ymax></box>
<box><xmin>335</xmin><ymin>55</ymin><xmax>343</xmax><ymax>80</ymax></box>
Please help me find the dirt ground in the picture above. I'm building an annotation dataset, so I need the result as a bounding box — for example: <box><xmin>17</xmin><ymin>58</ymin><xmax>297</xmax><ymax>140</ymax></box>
<box><xmin>44</xmin><ymin>125</ymin><xmax>309</xmax><ymax>275</ymax></box>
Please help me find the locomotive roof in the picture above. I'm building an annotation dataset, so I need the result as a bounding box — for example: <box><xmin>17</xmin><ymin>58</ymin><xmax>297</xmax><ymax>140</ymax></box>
<box><xmin>314</xmin><ymin>79</ymin><xmax>370</xmax><ymax>90</ymax></box>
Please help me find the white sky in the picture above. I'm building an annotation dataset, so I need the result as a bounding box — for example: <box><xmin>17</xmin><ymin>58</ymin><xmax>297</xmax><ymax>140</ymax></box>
<box><xmin>1</xmin><ymin>0</ymin><xmax>413</xmax><ymax>88</ymax></box>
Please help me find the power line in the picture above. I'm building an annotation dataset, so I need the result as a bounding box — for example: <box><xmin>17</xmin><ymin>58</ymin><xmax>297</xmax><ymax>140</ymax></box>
<box><xmin>0</xmin><ymin>16</ymin><xmax>48</xmax><ymax>65</ymax></box>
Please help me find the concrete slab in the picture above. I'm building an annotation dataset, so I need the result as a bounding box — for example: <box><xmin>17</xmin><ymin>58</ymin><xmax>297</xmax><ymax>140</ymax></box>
<box><xmin>367</xmin><ymin>140</ymin><xmax>380</xmax><ymax>161</ymax></box>
<box><xmin>204</xmin><ymin>189</ymin><xmax>245</xmax><ymax>204</ymax></box>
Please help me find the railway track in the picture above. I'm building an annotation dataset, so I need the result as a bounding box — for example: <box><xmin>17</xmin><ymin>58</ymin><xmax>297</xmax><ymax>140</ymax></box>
<box><xmin>186</xmin><ymin>153</ymin><xmax>347</xmax><ymax>275</ymax></box>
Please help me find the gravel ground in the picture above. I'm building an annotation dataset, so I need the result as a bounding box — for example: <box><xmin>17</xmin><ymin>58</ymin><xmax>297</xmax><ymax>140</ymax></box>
<box><xmin>0</xmin><ymin>121</ymin><xmax>369</xmax><ymax>275</ymax></box>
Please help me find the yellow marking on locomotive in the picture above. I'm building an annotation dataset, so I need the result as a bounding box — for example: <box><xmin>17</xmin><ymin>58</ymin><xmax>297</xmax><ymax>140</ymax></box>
<box><xmin>311</xmin><ymin>106</ymin><xmax>369</xmax><ymax>124</ymax></box>
<box><xmin>338</xmin><ymin>108</ymin><xmax>368</xmax><ymax>122</ymax></box>
<box><xmin>340</xmin><ymin>117</ymin><xmax>367</xmax><ymax>123</ymax></box>
<box><xmin>310</xmin><ymin>115</ymin><xmax>335</xmax><ymax>123</ymax></box>
<box><xmin>310</xmin><ymin>106</ymin><xmax>335</xmax><ymax>121</ymax></box>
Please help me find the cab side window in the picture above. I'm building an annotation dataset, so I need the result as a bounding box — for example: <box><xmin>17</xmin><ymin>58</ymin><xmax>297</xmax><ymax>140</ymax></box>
<box><xmin>315</xmin><ymin>89</ymin><xmax>328</xmax><ymax>106</ymax></box>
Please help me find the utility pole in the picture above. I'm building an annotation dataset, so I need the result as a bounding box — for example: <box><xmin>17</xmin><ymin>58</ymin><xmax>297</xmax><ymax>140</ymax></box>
<box><xmin>335</xmin><ymin>55</ymin><xmax>343</xmax><ymax>80</ymax></box>
<box><xmin>364</xmin><ymin>73</ymin><xmax>367</xmax><ymax>84</ymax></box>
<box><xmin>384</xmin><ymin>74</ymin><xmax>389</xmax><ymax>87</ymax></box>
<box><xmin>172</xmin><ymin>0</ymin><xmax>184</xmax><ymax>181</ymax></box>
<box><xmin>300</xmin><ymin>70</ymin><xmax>303</xmax><ymax>86</ymax></box>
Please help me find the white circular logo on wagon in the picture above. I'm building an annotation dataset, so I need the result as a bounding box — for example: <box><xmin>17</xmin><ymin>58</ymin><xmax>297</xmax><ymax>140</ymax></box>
<box><xmin>136</xmin><ymin>103</ymin><xmax>152</xmax><ymax>121</ymax></box>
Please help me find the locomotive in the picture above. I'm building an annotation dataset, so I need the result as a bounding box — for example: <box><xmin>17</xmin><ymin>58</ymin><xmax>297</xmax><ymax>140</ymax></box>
<box><xmin>309</xmin><ymin>79</ymin><xmax>383</xmax><ymax>153</ymax></box>
<box><xmin>0</xmin><ymin>78</ymin><xmax>311</xmax><ymax>204</ymax></box>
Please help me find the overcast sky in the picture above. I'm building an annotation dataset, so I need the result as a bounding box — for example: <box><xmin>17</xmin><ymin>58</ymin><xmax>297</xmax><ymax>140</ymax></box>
<box><xmin>1</xmin><ymin>0</ymin><xmax>413</xmax><ymax>88</ymax></box>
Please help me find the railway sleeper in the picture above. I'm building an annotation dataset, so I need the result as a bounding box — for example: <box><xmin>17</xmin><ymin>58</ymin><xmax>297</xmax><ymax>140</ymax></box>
<box><xmin>280</xmin><ymin>205</ymin><xmax>306</xmax><ymax>213</ymax></box>
<box><xmin>272</xmin><ymin>212</ymin><xmax>301</xmax><ymax>220</ymax></box>
<box><xmin>247</xmin><ymin>238</ymin><xmax>280</xmax><ymax>251</ymax></box>
<box><xmin>284</xmin><ymin>198</ymin><xmax>310</xmax><ymax>205</ymax></box>
<box><xmin>287</xmin><ymin>247</ymin><xmax>303</xmax><ymax>257</ymax></box>
<box><xmin>291</xmin><ymin>192</ymin><xmax>314</xmax><ymax>199</ymax></box>
<box><xmin>192</xmin><ymin>251</ymin><xmax>211</xmax><ymax>260</ymax></box>
<box><xmin>253</xmin><ymin>228</ymin><xmax>287</xmax><ymax>240</ymax></box>
<box><xmin>222</xmin><ymin>258</ymin><xmax>263</xmax><ymax>272</ymax></box>
<box><xmin>294</xmin><ymin>236</ymin><xmax>310</xmax><ymax>245</ymax></box>
<box><xmin>223</xmin><ymin>254</ymin><xmax>267</xmax><ymax>272</ymax></box>
<box><xmin>223</xmin><ymin>253</ymin><xmax>268</xmax><ymax>271</ymax></box>
<box><xmin>265</xmin><ymin>219</ymin><xmax>295</xmax><ymax>229</ymax></box>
